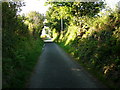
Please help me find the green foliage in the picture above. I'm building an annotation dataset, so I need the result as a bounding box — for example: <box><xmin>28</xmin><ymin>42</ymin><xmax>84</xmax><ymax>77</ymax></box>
<box><xmin>2</xmin><ymin>2</ymin><xmax>44</xmax><ymax>88</ymax></box>
<box><xmin>45</xmin><ymin>1</ymin><xmax>104</xmax><ymax>36</ymax></box>
<box><xmin>71</xmin><ymin>2</ymin><xmax>104</xmax><ymax>17</ymax></box>
<box><xmin>57</xmin><ymin>9</ymin><xmax>120</xmax><ymax>88</ymax></box>
<box><xmin>25</xmin><ymin>11</ymin><xmax>44</xmax><ymax>38</ymax></box>
<box><xmin>3</xmin><ymin>38</ymin><xmax>43</xmax><ymax>88</ymax></box>
<box><xmin>2</xmin><ymin>2</ymin><xmax>27</xmax><ymax>58</ymax></box>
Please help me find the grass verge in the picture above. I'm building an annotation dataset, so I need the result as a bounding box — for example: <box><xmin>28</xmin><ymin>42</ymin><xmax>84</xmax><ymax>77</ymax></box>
<box><xmin>3</xmin><ymin>38</ymin><xmax>44</xmax><ymax>88</ymax></box>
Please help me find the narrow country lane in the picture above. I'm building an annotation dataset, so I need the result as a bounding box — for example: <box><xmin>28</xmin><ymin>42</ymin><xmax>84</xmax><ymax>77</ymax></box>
<box><xmin>28</xmin><ymin>42</ymin><xmax>106</xmax><ymax>88</ymax></box>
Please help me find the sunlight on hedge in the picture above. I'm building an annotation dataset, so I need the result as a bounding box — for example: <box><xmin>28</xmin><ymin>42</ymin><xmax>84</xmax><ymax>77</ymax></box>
<box><xmin>57</xmin><ymin>10</ymin><xmax>120</xmax><ymax>88</ymax></box>
<box><xmin>65</xmin><ymin>25</ymin><xmax>79</xmax><ymax>45</ymax></box>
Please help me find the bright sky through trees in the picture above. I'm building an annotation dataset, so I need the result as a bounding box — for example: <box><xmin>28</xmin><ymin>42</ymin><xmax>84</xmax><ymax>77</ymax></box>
<box><xmin>20</xmin><ymin>0</ymin><xmax>50</xmax><ymax>15</ymax></box>
<box><xmin>20</xmin><ymin>0</ymin><xmax>120</xmax><ymax>15</ymax></box>
<box><xmin>105</xmin><ymin>0</ymin><xmax>120</xmax><ymax>9</ymax></box>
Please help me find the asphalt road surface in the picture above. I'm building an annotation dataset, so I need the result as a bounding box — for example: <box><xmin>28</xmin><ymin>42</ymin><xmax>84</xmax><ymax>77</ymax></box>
<box><xmin>27</xmin><ymin>42</ymin><xmax>106</xmax><ymax>88</ymax></box>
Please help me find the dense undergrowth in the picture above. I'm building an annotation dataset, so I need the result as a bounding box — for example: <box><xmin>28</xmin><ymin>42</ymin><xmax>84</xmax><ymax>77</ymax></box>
<box><xmin>56</xmin><ymin>11</ymin><xmax>120</xmax><ymax>88</ymax></box>
<box><xmin>2</xmin><ymin>2</ymin><xmax>44</xmax><ymax>88</ymax></box>
<box><xmin>3</xmin><ymin>38</ymin><xmax>43</xmax><ymax>88</ymax></box>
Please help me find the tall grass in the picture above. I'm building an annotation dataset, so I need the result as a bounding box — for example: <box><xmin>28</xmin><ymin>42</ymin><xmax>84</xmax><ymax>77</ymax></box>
<box><xmin>3</xmin><ymin>38</ymin><xmax>44</xmax><ymax>88</ymax></box>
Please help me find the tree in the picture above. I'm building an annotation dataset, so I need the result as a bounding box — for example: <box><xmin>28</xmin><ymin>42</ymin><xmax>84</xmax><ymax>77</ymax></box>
<box><xmin>2</xmin><ymin>1</ymin><xmax>26</xmax><ymax>57</ymax></box>
<box><xmin>45</xmin><ymin>1</ymin><xmax>104</xmax><ymax>37</ymax></box>
<box><xmin>25</xmin><ymin>11</ymin><xmax>44</xmax><ymax>38</ymax></box>
<box><xmin>71</xmin><ymin>2</ymin><xmax>104</xmax><ymax>17</ymax></box>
